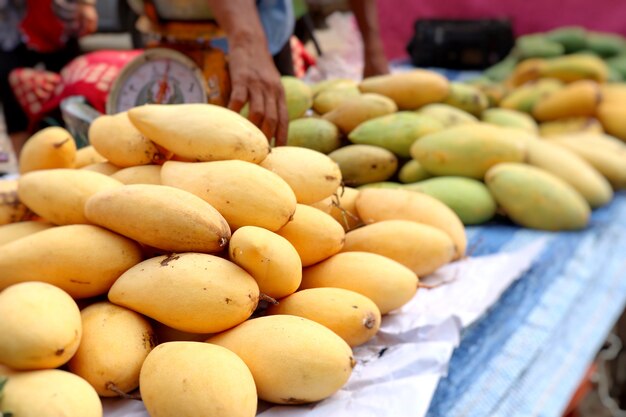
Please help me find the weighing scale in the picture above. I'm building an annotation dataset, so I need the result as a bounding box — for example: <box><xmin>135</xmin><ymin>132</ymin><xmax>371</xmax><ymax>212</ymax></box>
<box><xmin>106</xmin><ymin>0</ymin><xmax>232</xmax><ymax>114</ymax></box>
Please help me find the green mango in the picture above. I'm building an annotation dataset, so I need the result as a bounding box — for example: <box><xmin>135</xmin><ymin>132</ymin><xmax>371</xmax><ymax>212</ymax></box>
<box><xmin>485</xmin><ymin>163</ymin><xmax>590</xmax><ymax>230</ymax></box>
<box><xmin>481</xmin><ymin>108</ymin><xmax>538</xmax><ymax>134</ymax></box>
<box><xmin>585</xmin><ymin>32</ymin><xmax>626</xmax><ymax>58</ymax></box>
<box><xmin>484</xmin><ymin>55</ymin><xmax>519</xmax><ymax>82</ymax></box>
<box><xmin>606</xmin><ymin>54</ymin><xmax>626</xmax><ymax>80</ymax></box>
<box><xmin>403</xmin><ymin>177</ymin><xmax>496</xmax><ymax>225</ymax></box>
<box><xmin>515</xmin><ymin>35</ymin><xmax>565</xmax><ymax>59</ymax></box>
<box><xmin>397</xmin><ymin>159</ymin><xmax>432</xmax><ymax>184</ymax></box>
<box><xmin>417</xmin><ymin>103</ymin><xmax>478</xmax><ymax>128</ymax></box>
<box><xmin>442</xmin><ymin>83</ymin><xmax>489</xmax><ymax>116</ymax></box>
<box><xmin>545</xmin><ymin>26</ymin><xmax>587</xmax><ymax>53</ymax></box>
<box><xmin>281</xmin><ymin>76</ymin><xmax>313</xmax><ymax>120</ymax></box>
<box><xmin>328</xmin><ymin>144</ymin><xmax>398</xmax><ymax>186</ymax></box>
<box><xmin>286</xmin><ymin>118</ymin><xmax>341</xmax><ymax>154</ymax></box>
<box><xmin>348</xmin><ymin>112</ymin><xmax>443</xmax><ymax>158</ymax></box>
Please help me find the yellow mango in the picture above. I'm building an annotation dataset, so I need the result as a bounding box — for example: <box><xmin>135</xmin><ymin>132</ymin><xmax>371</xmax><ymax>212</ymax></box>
<box><xmin>0</xmin><ymin>221</ymin><xmax>54</xmax><ymax>247</ymax></box>
<box><xmin>19</xmin><ymin>126</ymin><xmax>76</xmax><ymax>174</ymax></box>
<box><xmin>326</xmin><ymin>186</ymin><xmax>361</xmax><ymax>231</ymax></box>
<box><xmin>68</xmin><ymin>302</ymin><xmax>154</xmax><ymax>397</ymax></box>
<box><xmin>228</xmin><ymin>226</ymin><xmax>301</xmax><ymax>299</ymax></box>
<box><xmin>74</xmin><ymin>145</ymin><xmax>106</xmax><ymax>168</ymax></box>
<box><xmin>300</xmin><ymin>251</ymin><xmax>418</xmax><ymax>314</ymax></box>
<box><xmin>0</xmin><ymin>370</ymin><xmax>102</xmax><ymax>417</ymax></box>
<box><xmin>85</xmin><ymin>184</ymin><xmax>230</xmax><ymax>253</ymax></box>
<box><xmin>0</xmin><ymin>282</ymin><xmax>81</xmax><ymax>370</ymax></box>
<box><xmin>259</xmin><ymin>146</ymin><xmax>341</xmax><ymax>204</ymax></box>
<box><xmin>128</xmin><ymin>103</ymin><xmax>270</xmax><ymax>163</ymax></box>
<box><xmin>309</xmin><ymin>195</ymin><xmax>334</xmax><ymax>213</ymax></box>
<box><xmin>0</xmin><ymin>224</ymin><xmax>142</xmax><ymax>298</ymax></box>
<box><xmin>276</xmin><ymin>204</ymin><xmax>345</xmax><ymax>266</ymax></box>
<box><xmin>109</xmin><ymin>253</ymin><xmax>259</xmax><ymax>334</ymax></box>
<box><xmin>88</xmin><ymin>112</ymin><xmax>164</xmax><ymax>167</ymax></box>
<box><xmin>110</xmin><ymin>164</ymin><xmax>162</xmax><ymax>185</ymax></box>
<box><xmin>282</xmin><ymin>76</ymin><xmax>314</xmax><ymax>120</ymax></box>
<box><xmin>482</xmin><ymin>108</ymin><xmax>539</xmax><ymax>134</ymax></box>
<box><xmin>356</xmin><ymin>188</ymin><xmax>467</xmax><ymax>259</ymax></box>
<box><xmin>18</xmin><ymin>169</ymin><xmax>123</xmax><ymax>225</ymax></box>
<box><xmin>500</xmin><ymin>78</ymin><xmax>564</xmax><ymax>113</ymax></box>
<box><xmin>410</xmin><ymin>123</ymin><xmax>527</xmax><ymax>179</ymax></box>
<box><xmin>443</xmin><ymin>82</ymin><xmax>489</xmax><ymax>116</ymax></box>
<box><xmin>0</xmin><ymin>180</ymin><xmax>34</xmax><ymax>226</ymax></box>
<box><xmin>328</xmin><ymin>144</ymin><xmax>398</xmax><ymax>186</ymax></box>
<box><xmin>485</xmin><ymin>163</ymin><xmax>590</xmax><ymax>230</ymax></box>
<box><xmin>140</xmin><ymin>342</ymin><xmax>256</xmax><ymax>417</ymax></box>
<box><xmin>208</xmin><ymin>315</ymin><xmax>354</xmax><ymax>404</ymax></box>
<box><xmin>597</xmin><ymin>103</ymin><xmax>626</xmax><ymax>141</ymax></box>
<box><xmin>267</xmin><ymin>288</ymin><xmax>381</xmax><ymax>347</ymax></box>
<box><xmin>538</xmin><ymin>117</ymin><xmax>604</xmax><ymax>137</ymax></box>
<box><xmin>532</xmin><ymin>80</ymin><xmax>601</xmax><ymax>121</ymax></box>
<box><xmin>322</xmin><ymin>93</ymin><xmax>398</xmax><ymax>133</ymax></box>
<box><xmin>80</xmin><ymin>161</ymin><xmax>121</xmax><ymax>175</ymax></box>
<box><xmin>342</xmin><ymin>220</ymin><xmax>455</xmax><ymax>277</ymax></box>
<box><xmin>358</xmin><ymin>69</ymin><xmax>450</xmax><ymax>110</ymax></box>
<box><xmin>312</xmin><ymin>85</ymin><xmax>360</xmax><ymax>114</ymax></box>
<box><xmin>161</xmin><ymin>160</ymin><xmax>297</xmax><ymax>231</ymax></box>
<box><xmin>311</xmin><ymin>78</ymin><xmax>357</xmax><ymax>95</ymax></box>
<box><xmin>526</xmin><ymin>139</ymin><xmax>613</xmax><ymax>208</ymax></box>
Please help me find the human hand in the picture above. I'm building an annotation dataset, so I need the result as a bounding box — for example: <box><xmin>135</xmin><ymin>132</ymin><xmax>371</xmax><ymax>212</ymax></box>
<box><xmin>363</xmin><ymin>42</ymin><xmax>390</xmax><ymax>78</ymax></box>
<box><xmin>77</xmin><ymin>3</ymin><xmax>98</xmax><ymax>37</ymax></box>
<box><xmin>226</xmin><ymin>38</ymin><xmax>288</xmax><ymax>146</ymax></box>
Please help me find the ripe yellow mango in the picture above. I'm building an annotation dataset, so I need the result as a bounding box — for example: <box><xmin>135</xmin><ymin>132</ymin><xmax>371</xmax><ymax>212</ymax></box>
<box><xmin>282</xmin><ymin>76</ymin><xmax>314</xmax><ymax>119</ymax></box>
<box><xmin>128</xmin><ymin>103</ymin><xmax>270</xmax><ymax>163</ymax></box>
<box><xmin>342</xmin><ymin>220</ymin><xmax>455</xmax><ymax>277</ymax></box>
<box><xmin>80</xmin><ymin>161</ymin><xmax>121</xmax><ymax>175</ymax></box>
<box><xmin>228</xmin><ymin>226</ymin><xmax>302</xmax><ymax>299</ymax></box>
<box><xmin>109</xmin><ymin>253</ymin><xmax>259</xmax><ymax>333</ymax></box>
<box><xmin>89</xmin><ymin>112</ymin><xmax>164</xmax><ymax>167</ymax></box>
<box><xmin>532</xmin><ymin>80</ymin><xmax>601</xmax><ymax>121</ymax></box>
<box><xmin>398</xmin><ymin>159</ymin><xmax>432</xmax><ymax>183</ymax></box>
<box><xmin>286</xmin><ymin>118</ymin><xmax>341</xmax><ymax>154</ymax></box>
<box><xmin>0</xmin><ymin>180</ymin><xmax>34</xmax><ymax>226</ymax></box>
<box><xmin>208</xmin><ymin>315</ymin><xmax>354</xmax><ymax>404</ymax></box>
<box><xmin>417</xmin><ymin>103</ymin><xmax>479</xmax><ymax>127</ymax></box>
<box><xmin>500</xmin><ymin>78</ymin><xmax>564</xmax><ymax>113</ymax></box>
<box><xmin>19</xmin><ymin>126</ymin><xmax>76</xmax><ymax>174</ymax></box>
<box><xmin>0</xmin><ymin>282</ymin><xmax>81</xmax><ymax>370</ymax></box>
<box><xmin>300</xmin><ymin>251</ymin><xmax>418</xmax><ymax>314</ymax></box>
<box><xmin>85</xmin><ymin>184</ymin><xmax>230</xmax><ymax>253</ymax></box>
<box><xmin>482</xmin><ymin>108</ymin><xmax>539</xmax><ymax>134</ymax></box>
<box><xmin>328</xmin><ymin>144</ymin><xmax>398</xmax><ymax>186</ymax></box>
<box><xmin>597</xmin><ymin>102</ymin><xmax>626</xmax><ymax>141</ymax></box>
<box><xmin>312</xmin><ymin>85</ymin><xmax>360</xmax><ymax>114</ymax></box>
<box><xmin>140</xmin><ymin>342</ymin><xmax>257</xmax><ymax>417</ymax></box>
<box><xmin>348</xmin><ymin>112</ymin><xmax>444</xmax><ymax>158</ymax></box>
<box><xmin>322</xmin><ymin>93</ymin><xmax>398</xmax><ymax>133</ymax></box>
<box><xmin>68</xmin><ymin>302</ymin><xmax>154</xmax><ymax>397</ymax></box>
<box><xmin>311</xmin><ymin>78</ymin><xmax>357</xmax><ymax>95</ymax></box>
<box><xmin>0</xmin><ymin>221</ymin><xmax>54</xmax><ymax>247</ymax></box>
<box><xmin>74</xmin><ymin>145</ymin><xmax>106</xmax><ymax>168</ymax></box>
<box><xmin>161</xmin><ymin>160</ymin><xmax>297</xmax><ymax>231</ymax></box>
<box><xmin>276</xmin><ymin>204</ymin><xmax>345</xmax><ymax>266</ymax></box>
<box><xmin>0</xmin><ymin>224</ymin><xmax>142</xmax><ymax>298</ymax></box>
<box><xmin>410</xmin><ymin>123</ymin><xmax>527</xmax><ymax>179</ymax></box>
<box><xmin>267</xmin><ymin>288</ymin><xmax>381</xmax><ymax>347</ymax></box>
<box><xmin>326</xmin><ymin>186</ymin><xmax>361</xmax><ymax>231</ymax></box>
<box><xmin>358</xmin><ymin>70</ymin><xmax>450</xmax><ymax>110</ymax></box>
<box><xmin>356</xmin><ymin>188</ymin><xmax>467</xmax><ymax>259</ymax></box>
<box><xmin>485</xmin><ymin>163</ymin><xmax>590</xmax><ymax>230</ymax></box>
<box><xmin>443</xmin><ymin>82</ymin><xmax>489</xmax><ymax>116</ymax></box>
<box><xmin>0</xmin><ymin>370</ymin><xmax>102</xmax><ymax>417</ymax></box>
<box><xmin>259</xmin><ymin>146</ymin><xmax>342</xmax><ymax>204</ymax></box>
<box><xmin>110</xmin><ymin>164</ymin><xmax>162</xmax><ymax>185</ymax></box>
<box><xmin>538</xmin><ymin>117</ymin><xmax>604</xmax><ymax>137</ymax></box>
<box><xmin>526</xmin><ymin>139</ymin><xmax>613</xmax><ymax>208</ymax></box>
<box><xmin>18</xmin><ymin>169</ymin><xmax>123</xmax><ymax>225</ymax></box>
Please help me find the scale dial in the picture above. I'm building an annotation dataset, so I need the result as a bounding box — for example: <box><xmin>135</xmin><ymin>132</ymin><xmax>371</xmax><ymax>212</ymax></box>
<box><xmin>106</xmin><ymin>48</ymin><xmax>208</xmax><ymax>114</ymax></box>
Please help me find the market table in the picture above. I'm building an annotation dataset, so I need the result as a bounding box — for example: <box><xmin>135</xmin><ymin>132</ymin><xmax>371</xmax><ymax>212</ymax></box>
<box><xmin>426</xmin><ymin>191</ymin><xmax>626</xmax><ymax>417</ymax></box>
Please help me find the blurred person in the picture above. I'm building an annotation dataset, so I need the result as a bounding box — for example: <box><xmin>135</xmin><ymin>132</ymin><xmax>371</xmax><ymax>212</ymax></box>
<box><xmin>0</xmin><ymin>0</ymin><xmax>98</xmax><ymax>155</ymax></box>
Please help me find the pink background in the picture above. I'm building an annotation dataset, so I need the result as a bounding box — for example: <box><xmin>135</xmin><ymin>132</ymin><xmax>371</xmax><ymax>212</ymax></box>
<box><xmin>377</xmin><ymin>0</ymin><xmax>626</xmax><ymax>60</ymax></box>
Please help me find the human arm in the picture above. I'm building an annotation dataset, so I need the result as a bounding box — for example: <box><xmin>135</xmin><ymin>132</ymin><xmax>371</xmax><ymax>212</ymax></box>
<box><xmin>348</xmin><ymin>0</ymin><xmax>389</xmax><ymax>78</ymax></box>
<box><xmin>206</xmin><ymin>0</ymin><xmax>288</xmax><ymax>145</ymax></box>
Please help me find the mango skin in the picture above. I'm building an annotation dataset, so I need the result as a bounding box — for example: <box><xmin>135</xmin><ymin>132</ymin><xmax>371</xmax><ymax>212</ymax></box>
<box><xmin>410</xmin><ymin>123</ymin><xmax>527</xmax><ymax>179</ymax></box>
<box><xmin>348</xmin><ymin>111</ymin><xmax>444</xmax><ymax>158</ymax></box>
<box><xmin>300</xmin><ymin>251</ymin><xmax>418</xmax><ymax>314</ymax></box>
<box><xmin>398</xmin><ymin>159</ymin><xmax>432</xmax><ymax>183</ymax></box>
<box><xmin>328</xmin><ymin>144</ymin><xmax>398</xmax><ymax>186</ymax></box>
<box><xmin>0</xmin><ymin>221</ymin><xmax>54</xmax><ymax>247</ymax></box>
<box><xmin>485</xmin><ymin>163</ymin><xmax>590</xmax><ymax>230</ymax></box>
<box><xmin>286</xmin><ymin>118</ymin><xmax>341</xmax><ymax>154</ymax></box>
<box><xmin>482</xmin><ymin>108</ymin><xmax>539</xmax><ymax>134</ymax></box>
<box><xmin>267</xmin><ymin>287</ymin><xmax>381</xmax><ymax>347</ymax></box>
<box><xmin>322</xmin><ymin>93</ymin><xmax>398</xmax><ymax>133</ymax></box>
<box><xmin>282</xmin><ymin>76</ymin><xmax>313</xmax><ymax>120</ymax></box>
<box><xmin>139</xmin><ymin>342</ymin><xmax>257</xmax><ymax>417</ymax></box>
<box><xmin>404</xmin><ymin>177</ymin><xmax>497</xmax><ymax>225</ymax></box>
<box><xmin>208</xmin><ymin>315</ymin><xmax>354</xmax><ymax>404</ymax></box>
<box><xmin>19</xmin><ymin>126</ymin><xmax>76</xmax><ymax>174</ymax></box>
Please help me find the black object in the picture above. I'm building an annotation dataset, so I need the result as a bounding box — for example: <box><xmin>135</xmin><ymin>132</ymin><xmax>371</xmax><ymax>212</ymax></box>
<box><xmin>406</xmin><ymin>19</ymin><xmax>515</xmax><ymax>69</ymax></box>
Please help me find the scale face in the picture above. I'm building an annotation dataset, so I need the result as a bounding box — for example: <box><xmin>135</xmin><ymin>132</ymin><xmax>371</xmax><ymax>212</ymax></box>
<box><xmin>106</xmin><ymin>48</ymin><xmax>208</xmax><ymax>114</ymax></box>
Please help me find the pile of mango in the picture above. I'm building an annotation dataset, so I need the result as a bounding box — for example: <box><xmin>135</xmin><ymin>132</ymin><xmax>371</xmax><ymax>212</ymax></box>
<box><xmin>0</xmin><ymin>103</ymin><xmax>468</xmax><ymax>417</ymax></box>
<box><xmin>281</xmin><ymin>51</ymin><xmax>626</xmax><ymax>231</ymax></box>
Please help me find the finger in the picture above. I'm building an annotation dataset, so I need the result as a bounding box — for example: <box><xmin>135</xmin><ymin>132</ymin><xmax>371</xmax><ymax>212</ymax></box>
<box><xmin>247</xmin><ymin>84</ymin><xmax>266</xmax><ymax>132</ymax></box>
<box><xmin>274</xmin><ymin>89</ymin><xmax>289</xmax><ymax>146</ymax></box>
<box><xmin>261</xmin><ymin>91</ymin><xmax>279</xmax><ymax>142</ymax></box>
<box><xmin>228</xmin><ymin>84</ymin><xmax>248</xmax><ymax>114</ymax></box>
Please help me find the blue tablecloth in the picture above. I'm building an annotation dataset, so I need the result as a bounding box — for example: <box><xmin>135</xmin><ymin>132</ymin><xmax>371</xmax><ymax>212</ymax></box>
<box><xmin>426</xmin><ymin>192</ymin><xmax>626</xmax><ymax>417</ymax></box>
